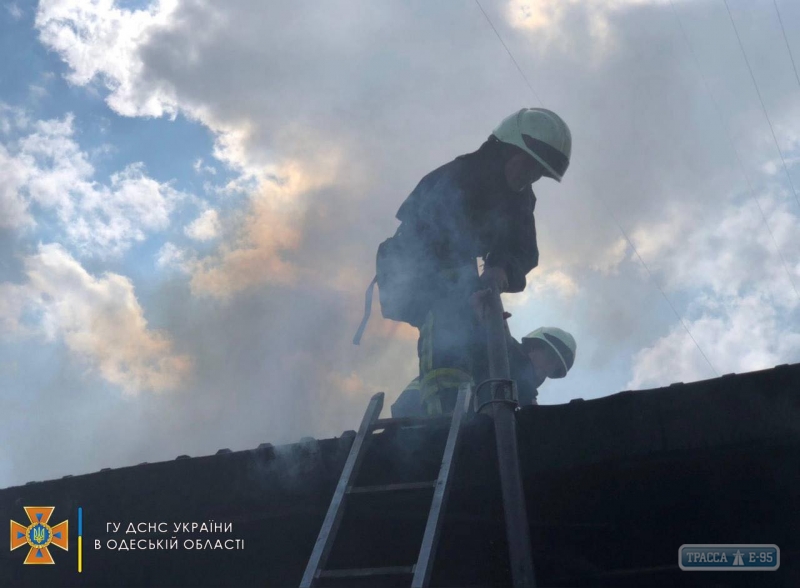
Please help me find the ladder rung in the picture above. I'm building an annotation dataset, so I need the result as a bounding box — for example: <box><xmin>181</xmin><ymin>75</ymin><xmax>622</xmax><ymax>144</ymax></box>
<box><xmin>348</xmin><ymin>480</ymin><xmax>436</xmax><ymax>494</ymax></box>
<box><xmin>300</xmin><ymin>386</ymin><xmax>472</xmax><ymax>588</ymax></box>
<box><xmin>319</xmin><ymin>565</ymin><xmax>415</xmax><ymax>579</ymax></box>
<box><xmin>370</xmin><ymin>416</ymin><xmax>449</xmax><ymax>431</ymax></box>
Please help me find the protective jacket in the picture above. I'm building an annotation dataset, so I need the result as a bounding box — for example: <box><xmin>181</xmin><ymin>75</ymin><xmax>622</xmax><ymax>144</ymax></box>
<box><xmin>352</xmin><ymin>136</ymin><xmax>541</xmax><ymax>345</ymax></box>
<box><xmin>395</xmin><ymin>136</ymin><xmax>539</xmax><ymax>294</ymax></box>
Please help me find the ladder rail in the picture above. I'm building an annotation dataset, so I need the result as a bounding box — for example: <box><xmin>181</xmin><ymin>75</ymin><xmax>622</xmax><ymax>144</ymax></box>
<box><xmin>300</xmin><ymin>386</ymin><xmax>472</xmax><ymax>588</ymax></box>
<box><xmin>412</xmin><ymin>383</ymin><xmax>472</xmax><ymax>588</ymax></box>
<box><xmin>299</xmin><ymin>392</ymin><xmax>385</xmax><ymax>588</ymax></box>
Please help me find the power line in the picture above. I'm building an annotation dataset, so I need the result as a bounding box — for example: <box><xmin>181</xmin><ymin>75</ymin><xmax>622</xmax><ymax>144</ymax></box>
<box><xmin>668</xmin><ymin>0</ymin><xmax>800</xmax><ymax>303</ymax></box>
<box><xmin>598</xmin><ymin>199</ymin><xmax>719</xmax><ymax>377</ymax></box>
<box><xmin>773</xmin><ymin>0</ymin><xmax>800</xmax><ymax>89</ymax></box>
<box><xmin>723</xmin><ymin>0</ymin><xmax>800</xmax><ymax>211</ymax></box>
<box><xmin>473</xmin><ymin>0</ymin><xmax>719</xmax><ymax>377</ymax></box>
<box><xmin>474</xmin><ymin>0</ymin><xmax>544</xmax><ymax>105</ymax></box>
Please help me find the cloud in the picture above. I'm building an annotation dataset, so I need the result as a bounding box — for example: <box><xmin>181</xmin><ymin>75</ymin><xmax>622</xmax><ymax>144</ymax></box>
<box><xmin>34</xmin><ymin>0</ymin><xmax>800</xmax><ymax>367</ymax></box>
<box><xmin>628</xmin><ymin>292</ymin><xmax>800</xmax><ymax>389</ymax></box>
<box><xmin>187</xmin><ymin>201</ymin><xmax>300</xmax><ymax>298</ymax></box>
<box><xmin>184</xmin><ymin>208</ymin><xmax>220</xmax><ymax>241</ymax></box>
<box><xmin>187</xmin><ymin>154</ymin><xmax>343</xmax><ymax>298</ymax></box>
<box><xmin>35</xmin><ymin>0</ymin><xmax>181</xmax><ymax>117</ymax></box>
<box><xmin>505</xmin><ymin>267</ymin><xmax>579</xmax><ymax>309</ymax></box>
<box><xmin>155</xmin><ymin>241</ymin><xmax>192</xmax><ymax>272</ymax></box>
<box><xmin>0</xmin><ymin>282</ymin><xmax>31</xmax><ymax>335</ymax></box>
<box><xmin>0</xmin><ymin>104</ymin><xmax>26</xmax><ymax>135</ymax></box>
<box><xmin>5</xmin><ymin>2</ymin><xmax>22</xmax><ymax>20</ymax></box>
<box><xmin>505</xmin><ymin>0</ymin><xmax>673</xmax><ymax>53</ymax></box>
<box><xmin>0</xmin><ymin>143</ymin><xmax>33</xmax><ymax>229</ymax></box>
<box><xmin>591</xmin><ymin>237</ymin><xmax>628</xmax><ymax>275</ymax></box>
<box><xmin>626</xmin><ymin>187</ymin><xmax>800</xmax><ymax>306</ymax></box>
<box><xmin>623</xmin><ymin>183</ymin><xmax>800</xmax><ymax>388</ymax></box>
<box><xmin>8</xmin><ymin>0</ymin><xmax>798</xmax><ymax>490</ymax></box>
<box><xmin>0</xmin><ymin>244</ymin><xmax>192</xmax><ymax>394</ymax></box>
<box><xmin>192</xmin><ymin>157</ymin><xmax>216</xmax><ymax>175</ymax></box>
<box><xmin>0</xmin><ymin>113</ymin><xmax>187</xmax><ymax>256</ymax></box>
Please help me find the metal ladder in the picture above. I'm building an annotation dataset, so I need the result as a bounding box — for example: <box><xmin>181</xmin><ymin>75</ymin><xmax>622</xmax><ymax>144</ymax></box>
<box><xmin>300</xmin><ymin>384</ymin><xmax>472</xmax><ymax>588</ymax></box>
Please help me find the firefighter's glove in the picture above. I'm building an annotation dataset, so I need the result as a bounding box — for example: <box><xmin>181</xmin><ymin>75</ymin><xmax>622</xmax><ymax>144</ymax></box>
<box><xmin>470</xmin><ymin>288</ymin><xmax>513</xmax><ymax>324</ymax></box>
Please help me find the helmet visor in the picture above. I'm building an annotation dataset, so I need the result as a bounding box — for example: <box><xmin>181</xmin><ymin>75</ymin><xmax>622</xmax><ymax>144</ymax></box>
<box><xmin>522</xmin><ymin>134</ymin><xmax>570</xmax><ymax>180</ymax></box>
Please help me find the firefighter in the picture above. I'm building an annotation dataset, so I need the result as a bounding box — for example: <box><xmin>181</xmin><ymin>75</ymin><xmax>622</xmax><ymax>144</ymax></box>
<box><xmin>391</xmin><ymin>322</ymin><xmax>577</xmax><ymax>417</ymax></box>
<box><xmin>387</xmin><ymin>108</ymin><xmax>572</xmax><ymax>416</ymax></box>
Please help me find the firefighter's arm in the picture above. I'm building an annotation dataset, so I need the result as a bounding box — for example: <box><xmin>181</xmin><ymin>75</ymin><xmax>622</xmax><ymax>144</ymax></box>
<box><xmin>484</xmin><ymin>191</ymin><xmax>538</xmax><ymax>293</ymax></box>
<box><xmin>480</xmin><ymin>265</ymin><xmax>509</xmax><ymax>292</ymax></box>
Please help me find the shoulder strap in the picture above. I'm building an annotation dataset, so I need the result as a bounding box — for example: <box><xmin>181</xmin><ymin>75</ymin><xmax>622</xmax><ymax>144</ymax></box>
<box><xmin>352</xmin><ymin>275</ymin><xmax>378</xmax><ymax>345</ymax></box>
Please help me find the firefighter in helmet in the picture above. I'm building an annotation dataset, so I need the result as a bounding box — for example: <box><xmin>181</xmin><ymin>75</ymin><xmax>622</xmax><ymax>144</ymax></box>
<box><xmin>357</xmin><ymin>108</ymin><xmax>572</xmax><ymax>415</ymax></box>
<box><xmin>392</xmin><ymin>321</ymin><xmax>577</xmax><ymax>417</ymax></box>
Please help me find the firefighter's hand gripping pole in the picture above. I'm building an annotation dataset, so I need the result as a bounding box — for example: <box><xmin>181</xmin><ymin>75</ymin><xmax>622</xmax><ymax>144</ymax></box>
<box><xmin>480</xmin><ymin>287</ymin><xmax>537</xmax><ymax>588</ymax></box>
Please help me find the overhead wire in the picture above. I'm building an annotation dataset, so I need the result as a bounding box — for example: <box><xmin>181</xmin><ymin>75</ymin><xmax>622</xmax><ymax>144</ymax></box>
<box><xmin>773</xmin><ymin>0</ymin><xmax>800</xmax><ymax>90</ymax></box>
<box><xmin>473</xmin><ymin>0</ymin><xmax>543</xmax><ymax>105</ymax></box>
<box><xmin>723</xmin><ymin>0</ymin><xmax>800</xmax><ymax>211</ymax></box>
<box><xmin>668</xmin><ymin>0</ymin><xmax>800</xmax><ymax>303</ymax></box>
<box><xmin>473</xmin><ymin>0</ymin><xmax>719</xmax><ymax>377</ymax></box>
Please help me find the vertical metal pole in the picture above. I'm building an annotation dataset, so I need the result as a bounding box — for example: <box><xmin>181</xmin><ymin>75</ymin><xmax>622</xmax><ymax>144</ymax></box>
<box><xmin>483</xmin><ymin>288</ymin><xmax>536</xmax><ymax>588</ymax></box>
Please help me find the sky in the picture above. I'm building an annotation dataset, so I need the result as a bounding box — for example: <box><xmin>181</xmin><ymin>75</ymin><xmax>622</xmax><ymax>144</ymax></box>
<box><xmin>0</xmin><ymin>0</ymin><xmax>799</xmax><ymax>489</ymax></box>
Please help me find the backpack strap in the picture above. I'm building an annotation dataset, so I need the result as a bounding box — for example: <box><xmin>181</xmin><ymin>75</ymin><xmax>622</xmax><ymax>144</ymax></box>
<box><xmin>352</xmin><ymin>275</ymin><xmax>378</xmax><ymax>345</ymax></box>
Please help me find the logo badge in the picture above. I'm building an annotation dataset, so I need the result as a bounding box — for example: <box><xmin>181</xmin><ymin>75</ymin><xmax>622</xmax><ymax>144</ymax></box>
<box><xmin>679</xmin><ymin>544</ymin><xmax>779</xmax><ymax>571</ymax></box>
<box><xmin>10</xmin><ymin>507</ymin><xmax>69</xmax><ymax>564</ymax></box>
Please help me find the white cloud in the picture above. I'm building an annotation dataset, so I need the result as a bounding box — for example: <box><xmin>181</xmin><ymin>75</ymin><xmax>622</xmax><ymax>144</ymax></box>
<box><xmin>625</xmin><ymin>183</ymin><xmax>800</xmax><ymax>388</ymax></box>
<box><xmin>0</xmin><ymin>282</ymin><xmax>32</xmax><ymax>335</ymax></box>
<box><xmin>0</xmin><ymin>244</ymin><xmax>192</xmax><ymax>394</ymax></box>
<box><xmin>505</xmin><ymin>0</ymin><xmax>672</xmax><ymax>51</ymax></box>
<box><xmin>628</xmin><ymin>293</ymin><xmax>800</xmax><ymax>389</ymax></box>
<box><xmin>155</xmin><ymin>241</ymin><xmax>192</xmax><ymax>272</ymax></box>
<box><xmin>0</xmin><ymin>143</ymin><xmax>33</xmax><ymax>228</ymax></box>
<box><xmin>0</xmin><ymin>103</ymin><xmax>29</xmax><ymax>134</ymax></box>
<box><xmin>186</xmin><ymin>154</ymin><xmax>344</xmax><ymax>299</ymax></box>
<box><xmin>760</xmin><ymin>155</ymin><xmax>800</xmax><ymax>178</ymax></box>
<box><xmin>35</xmin><ymin>2</ymin><xmax>359</xmax><ymax>300</ymax></box>
<box><xmin>0</xmin><ymin>113</ymin><xmax>187</xmax><ymax>256</ymax></box>
<box><xmin>5</xmin><ymin>2</ymin><xmax>22</xmax><ymax>20</ymax></box>
<box><xmin>35</xmin><ymin>0</ymin><xmax>180</xmax><ymax>117</ymax></box>
<box><xmin>192</xmin><ymin>157</ymin><xmax>216</xmax><ymax>175</ymax></box>
<box><xmin>7</xmin><ymin>0</ymin><xmax>799</xmax><ymax>491</ymax></box>
<box><xmin>29</xmin><ymin>84</ymin><xmax>48</xmax><ymax>99</ymax></box>
<box><xmin>35</xmin><ymin>0</ymin><xmax>257</xmax><ymax>179</ymax></box>
<box><xmin>30</xmin><ymin>1</ymin><xmax>800</xmax><ymax>389</ymax></box>
<box><xmin>591</xmin><ymin>237</ymin><xmax>628</xmax><ymax>275</ymax></box>
<box><xmin>184</xmin><ymin>208</ymin><xmax>220</xmax><ymax>241</ymax></box>
<box><xmin>505</xmin><ymin>267</ymin><xmax>579</xmax><ymax>309</ymax></box>
<box><xmin>626</xmin><ymin>189</ymin><xmax>800</xmax><ymax>306</ymax></box>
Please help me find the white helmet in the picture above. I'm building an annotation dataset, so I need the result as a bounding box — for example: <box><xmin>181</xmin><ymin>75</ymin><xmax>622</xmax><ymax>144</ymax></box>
<box><xmin>521</xmin><ymin>327</ymin><xmax>576</xmax><ymax>378</ymax></box>
<box><xmin>492</xmin><ymin>108</ymin><xmax>572</xmax><ymax>182</ymax></box>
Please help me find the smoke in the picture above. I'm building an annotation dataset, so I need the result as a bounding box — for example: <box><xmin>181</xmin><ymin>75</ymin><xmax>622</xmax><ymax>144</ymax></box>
<box><xmin>1</xmin><ymin>0</ymin><xmax>798</xmax><ymax>488</ymax></box>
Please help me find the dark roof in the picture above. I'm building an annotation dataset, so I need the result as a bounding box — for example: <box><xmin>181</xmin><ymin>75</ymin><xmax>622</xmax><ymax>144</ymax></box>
<box><xmin>2</xmin><ymin>363</ymin><xmax>799</xmax><ymax>587</ymax></box>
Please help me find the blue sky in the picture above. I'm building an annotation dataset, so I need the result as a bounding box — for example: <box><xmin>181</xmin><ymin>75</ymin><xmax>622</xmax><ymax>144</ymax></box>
<box><xmin>1</xmin><ymin>0</ymin><xmax>799</xmax><ymax>489</ymax></box>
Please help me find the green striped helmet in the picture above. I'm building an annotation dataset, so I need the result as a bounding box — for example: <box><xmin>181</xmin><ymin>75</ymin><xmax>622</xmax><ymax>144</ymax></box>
<box><xmin>492</xmin><ymin>108</ymin><xmax>572</xmax><ymax>182</ymax></box>
<box><xmin>522</xmin><ymin>327</ymin><xmax>576</xmax><ymax>378</ymax></box>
